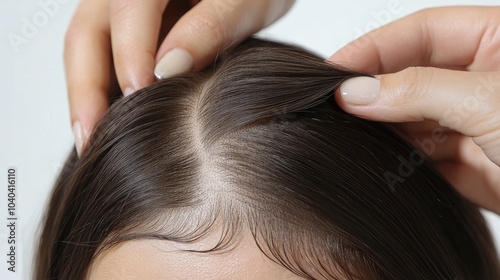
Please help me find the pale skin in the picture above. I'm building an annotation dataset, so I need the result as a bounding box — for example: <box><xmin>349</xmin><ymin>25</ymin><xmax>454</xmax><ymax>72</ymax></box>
<box><xmin>66</xmin><ymin>3</ymin><xmax>500</xmax><ymax>213</ymax></box>
<box><xmin>65</xmin><ymin>0</ymin><xmax>295</xmax><ymax>156</ymax></box>
<box><xmin>68</xmin><ymin>4</ymin><xmax>500</xmax><ymax>277</ymax></box>
<box><xmin>88</xmin><ymin>228</ymin><xmax>305</xmax><ymax>280</ymax></box>
<box><xmin>330</xmin><ymin>6</ymin><xmax>500</xmax><ymax>214</ymax></box>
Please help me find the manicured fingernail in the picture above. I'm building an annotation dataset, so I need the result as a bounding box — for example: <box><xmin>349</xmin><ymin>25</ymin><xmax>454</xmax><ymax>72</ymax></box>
<box><xmin>154</xmin><ymin>48</ymin><xmax>194</xmax><ymax>79</ymax></box>
<box><xmin>72</xmin><ymin>121</ymin><xmax>84</xmax><ymax>157</ymax></box>
<box><xmin>340</xmin><ymin>76</ymin><xmax>380</xmax><ymax>105</ymax></box>
<box><xmin>123</xmin><ymin>87</ymin><xmax>134</xmax><ymax>96</ymax></box>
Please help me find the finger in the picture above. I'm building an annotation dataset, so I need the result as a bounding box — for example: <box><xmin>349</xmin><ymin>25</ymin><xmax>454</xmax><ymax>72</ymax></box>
<box><xmin>153</xmin><ymin>0</ymin><xmax>295</xmax><ymax>79</ymax></box>
<box><xmin>336</xmin><ymin>69</ymin><xmax>500</xmax><ymax>165</ymax></box>
<box><xmin>437</xmin><ymin>159</ymin><xmax>500</xmax><ymax>215</ymax></box>
<box><xmin>398</xmin><ymin>131</ymin><xmax>462</xmax><ymax>162</ymax></box>
<box><xmin>328</xmin><ymin>6</ymin><xmax>499</xmax><ymax>74</ymax></box>
<box><xmin>109</xmin><ymin>0</ymin><xmax>170</xmax><ymax>95</ymax></box>
<box><xmin>65</xmin><ymin>0</ymin><xmax>111</xmax><ymax>156</ymax></box>
<box><xmin>391</xmin><ymin>120</ymin><xmax>455</xmax><ymax>134</ymax></box>
<box><xmin>437</xmin><ymin>137</ymin><xmax>500</xmax><ymax>214</ymax></box>
<box><xmin>390</xmin><ymin>121</ymin><xmax>456</xmax><ymax>156</ymax></box>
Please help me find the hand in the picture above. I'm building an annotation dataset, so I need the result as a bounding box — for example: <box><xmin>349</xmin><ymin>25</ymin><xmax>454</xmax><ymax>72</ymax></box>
<box><xmin>329</xmin><ymin>7</ymin><xmax>500</xmax><ymax>214</ymax></box>
<box><xmin>65</xmin><ymin>0</ymin><xmax>295</xmax><ymax>156</ymax></box>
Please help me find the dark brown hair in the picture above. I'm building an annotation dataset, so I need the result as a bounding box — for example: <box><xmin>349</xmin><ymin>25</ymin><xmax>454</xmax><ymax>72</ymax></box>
<box><xmin>36</xmin><ymin>38</ymin><xmax>499</xmax><ymax>279</ymax></box>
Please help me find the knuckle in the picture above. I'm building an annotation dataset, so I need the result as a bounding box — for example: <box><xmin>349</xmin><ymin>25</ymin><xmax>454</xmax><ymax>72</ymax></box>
<box><xmin>414</xmin><ymin>7</ymin><xmax>432</xmax><ymax>17</ymax></box>
<box><xmin>183</xmin><ymin>13</ymin><xmax>229</xmax><ymax>49</ymax></box>
<box><xmin>412</xmin><ymin>7</ymin><xmax>436</xmax><ymax>22</ymax></box>
<box><xmin>109</xmin><ymin>0</ymin><xmax>135</xmax><ymax>18</ymax></box>
<box><xmin>397</xmin><ymin>66</ymin><xmax>434</xmax><ymax>100</ymax></box>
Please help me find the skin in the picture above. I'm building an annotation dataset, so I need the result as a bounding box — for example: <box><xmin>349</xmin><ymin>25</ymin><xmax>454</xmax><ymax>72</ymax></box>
<box><xmin>65</xmin><ymin>0</ymin><xmax>295</xmax><ymax>154</ymax></box>
<box><xmin>66</xmin><ymin>3</ymin><xmax>499</xmax><ymax>213</ymax></box>
<box><xmin>329</xmin><ymin>6</ymin><xmax>500</xmax><ymax>214</ymax></box>
<box><xmin>88</xmin><ymin>228</ymin><xmax>305</xmax><ymax>280</ymax></box>
<box><xmin>69</xmin><ymin>6</ymin><xmax>500</xmax><ymax>277</ymax></box>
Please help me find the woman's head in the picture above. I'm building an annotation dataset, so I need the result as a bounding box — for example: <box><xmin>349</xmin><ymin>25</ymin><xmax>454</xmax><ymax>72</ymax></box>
<box><xmin>36</xmin><ymin>38</ymin><xmax>499</xmax><ymax>279</ymax></box>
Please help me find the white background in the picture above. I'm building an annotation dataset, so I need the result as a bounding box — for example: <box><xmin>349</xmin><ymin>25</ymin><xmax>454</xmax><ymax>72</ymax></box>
<box><xmin>1</xmin><ymin>0</ymin><xmax>499</xmax><ymax>279</ymax></box>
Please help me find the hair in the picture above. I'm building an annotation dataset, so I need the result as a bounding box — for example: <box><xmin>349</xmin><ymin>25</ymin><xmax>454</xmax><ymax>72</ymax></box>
<box><xmin>36</xmin><ymin>38</ymin><xmax>499</xmax><ymax>280</ymax></box>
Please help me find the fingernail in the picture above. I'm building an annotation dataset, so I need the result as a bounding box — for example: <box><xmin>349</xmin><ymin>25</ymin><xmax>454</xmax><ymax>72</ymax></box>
<box><xmin>340</xmin><ymin>76</ymin><xmax>380</xmax><ymax>105</ymax></box>
<box><xmin>72</xmin><ymin>121</ymin><xmax>83</xmax><ymax>157</ymax></box>
<box><xmin>123</xmin><ymin>87</ymin><xmax>135</xmax><ymax>96</ymax></box>
<box><xmin>154</xmin><ymin>48</ymin><xmax>194</xmax><ymax>79</ymax></box>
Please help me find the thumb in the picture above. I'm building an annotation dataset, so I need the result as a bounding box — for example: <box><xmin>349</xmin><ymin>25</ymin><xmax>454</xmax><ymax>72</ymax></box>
<box><xmin>153</xmin><ymin>0</ymin><xmax>295</xmax><ymax>79</ymax></box>
<box><xmin>336</xmin><ymin>67</ymin><xmax>500</xmax><ymax>165</ymax></box>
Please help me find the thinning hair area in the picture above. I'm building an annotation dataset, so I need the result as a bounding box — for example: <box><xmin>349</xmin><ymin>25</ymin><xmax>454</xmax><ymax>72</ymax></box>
<box><xmin>36</xmin><ymin>38</ymin><xmax>499</xmax><ymax>280</ymax></box>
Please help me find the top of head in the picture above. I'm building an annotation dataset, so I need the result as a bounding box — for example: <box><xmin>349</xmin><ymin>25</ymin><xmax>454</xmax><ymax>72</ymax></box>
<box><xmin>38</xmin><ymin>38</ymin><xmax>499</xmax><ymax>280</ymax></box>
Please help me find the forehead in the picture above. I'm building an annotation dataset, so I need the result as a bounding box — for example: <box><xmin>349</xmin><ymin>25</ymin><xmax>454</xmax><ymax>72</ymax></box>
<box><xmin>87</xmin><ymin>230</ymin><xmax>304</xmax><ymax>280</ymax></box>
